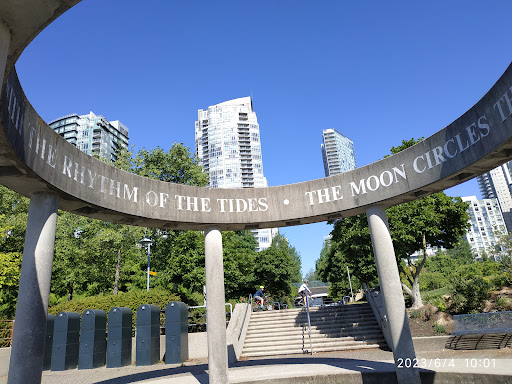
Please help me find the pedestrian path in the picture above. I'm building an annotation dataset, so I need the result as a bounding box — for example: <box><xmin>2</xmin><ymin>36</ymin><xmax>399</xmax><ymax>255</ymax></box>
<box><xmin>2</xmin><ymin>347</ymin><xmax>505</xmax><ymax>384</ymax></box>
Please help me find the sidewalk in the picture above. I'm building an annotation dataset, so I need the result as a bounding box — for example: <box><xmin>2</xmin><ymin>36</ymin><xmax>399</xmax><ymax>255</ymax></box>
<box><xmin>1</xmin><ymin>347</ymin><xmax>510</xmax><ymax>384</ymax></box>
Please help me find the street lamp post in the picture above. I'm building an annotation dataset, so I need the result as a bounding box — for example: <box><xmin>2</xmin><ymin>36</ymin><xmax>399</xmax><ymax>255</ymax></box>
<box><xmin>140</xmin><ymin>236</ymin><xmax>153</xmax><ymax>292</ymax></box>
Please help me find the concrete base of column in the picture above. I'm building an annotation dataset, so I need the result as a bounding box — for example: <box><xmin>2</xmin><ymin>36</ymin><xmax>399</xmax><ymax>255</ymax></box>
<box><xmin>366</xmin><ymin>205</ymin><xmax>421</xmax><ymax>384</ymax></box>
<box><xmin>8</xmin><ymin>192</ymin><xmax>59</xmax><ymax>384</ymax></box>
<box><xmin>204</xmin><ymin>228</ymin><xmax>229</xmax><ymax>384</ymax></box>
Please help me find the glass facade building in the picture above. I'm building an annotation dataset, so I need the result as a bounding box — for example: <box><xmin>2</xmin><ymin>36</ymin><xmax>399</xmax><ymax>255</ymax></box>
<box><xmin>321</xmin><ymin>129</ymin><xmax>356</xmax><ymax>176</ymax></box>
<box><xmin>477</xmin><ymin>162</ymin><xmax>512</xmax><ymax>232</ymax></box>
<box><xmin>462</xmin><ymin>196</ymin><xmax>508</xmax><ymax>259</ymax></box>
<box><xmin>195</xmin><ymin>97</ymin><xmax>276</xmax><ymax>250</ymax></box>
<box><xmin>49</xmin><ymin>111</ymin><xmax>129</xmax><ymax>162</ymax></box>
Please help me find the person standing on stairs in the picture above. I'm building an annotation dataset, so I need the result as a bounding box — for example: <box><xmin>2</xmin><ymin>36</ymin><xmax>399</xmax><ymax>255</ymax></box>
<box><xmin>298</xmin><ymin>280</ymin><xmax>312</xmax><ymax>307</ymax></box>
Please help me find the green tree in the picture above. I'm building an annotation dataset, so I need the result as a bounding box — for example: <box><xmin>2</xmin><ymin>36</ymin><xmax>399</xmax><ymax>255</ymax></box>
<box><xmin>0</xmin><ymin>187</ymin><xmax>29</xmax><ymax>317</ymax></box>
<box><xmin>317</xmin><ymin>138</ymin><xmax>470</xmax><ymax>308</ymax></box>
<box><xmin>130</xmin><ymin>143</ymin><xmax>208</xmax><ymax>186</ymax></box>
<box><xmin>269</xmin><ymin>233</ymin><xmax>302</xmax><ymax>283</ymax></box>
<box><xmin>222</xmin><ymin>231</ymin><xmax>257</xmax><ymax>299</ymax></box>
<box><xmin>317</xmin><ymin>216</ymin><xmax>378</xmax><ymax>299</ymax></box>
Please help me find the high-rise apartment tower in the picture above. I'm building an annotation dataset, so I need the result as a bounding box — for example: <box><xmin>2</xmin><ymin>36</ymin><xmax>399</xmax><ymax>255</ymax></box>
<box><xmin>321</xmin><ymin>129</ymin><xmax>356</xmax><ymax>176</ymax></box>
<box><xmin>462</xmin><ymin>196</ymin><xmax>508</xmax><ymax>259</ymax></box>
<box><xmin>477</xmin><ymin>162</ymin><xmax>512</xmax><ymax>232</ymax></box>
<box><xmin>195</xmin><ymin>97</ymin><xmax>277</xmax><ymax>250</ymax></box>
<box><xmin>49</xmin><ymin>111</ymin><xmax>129</xmax><ymax>162</ymax></box>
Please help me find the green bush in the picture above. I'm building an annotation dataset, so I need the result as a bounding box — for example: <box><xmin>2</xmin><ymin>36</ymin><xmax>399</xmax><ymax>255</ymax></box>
<box><xmin>428</xmin><ymin>297</ymin><xmax>447</xmax><ymax>312</ymax></box>
<box><xmin>494</xmin><ymin>296</ymin><xmax>510</xmax><ymax>310</ymax></box>
<box><xmin>409</xmin><ymin>309</ymin><xmax>421</xmax><ymax>319</ymax></box>
<box><xmin>450</xmin><ymin>276</ymin><xmax>490</xmax><ymax>314</ymax></box>
<box><xmin>491</xmin><ymin>272</ymin><xmax>512</xmax><ymax>289</ymax></box>
<box><xmin>419</xmin><ymin>272</ymin><xmax>450</xmax><ymax>291</ymax></box>
<box><xmin>49</xmin><ymin>288</ymin><xmax>181</xmax><ymax>333</ymax></box>
<box><xmin>433</xmin><ymin>322</ymin><xmax>446</xmax><ymax>334</ymax></box>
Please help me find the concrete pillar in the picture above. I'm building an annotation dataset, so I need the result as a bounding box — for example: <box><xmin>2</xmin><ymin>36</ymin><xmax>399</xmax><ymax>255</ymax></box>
<box><xmin>8</xmin><ymin>193</ymin><xmax>59</xmax><ymax>384</ymax></box>
<box><xmin>0</xmin><ymin>20</ymin><xmax>11</xmax><ymax>91</ymax></box>
<box><xmin>366</xmin><ymin>205</ymin><xmax>420</xmax><ymax>384</ymax></box>
<box><xmin>204</xmin><ymin>228</ymin><xmax>229</xmax><ymax>384</ymax></box>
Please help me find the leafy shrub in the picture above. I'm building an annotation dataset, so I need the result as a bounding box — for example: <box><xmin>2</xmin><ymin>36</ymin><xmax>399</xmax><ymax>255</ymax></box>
<box><xmin>419</xmin><ymin>272</ymin><xmax>450</xmax><ymax>292</ymax></box>
<box><xmin>423</xmin><ymin>308</ymin><xmax>432</xmax><ymax>321</ymax></box>
<box><xmin>433</xmin><ymin>322</ymin><xmax>446</xmax><ymax>334</ymax></box>
<box><xmin>428</xmin><ymin>296</ymin><xmax>447</xmax><ymax>312</ymax></box>
<box><xmin>409</xmin><ymin>309</ymin><xmax>421</xmax><ymax>319</ymax></box>
<box><xmin>494</xmin><ymin>296</ymin><xmax>510</xmax><ymax>311</ymax></box>
<box><xmin>450</xmin><ymin>276</ymin><xmax>490</xmax><ymax>314</ymax></box>
<box><xmin>49</xmin><ymin>288</ymin><xmax>181</xmax><ymax>333</ymax></box>
<box><xmin>491</xmin><ymin>273</ymin><xmax>512</xmax><ymax>289</ymax></box>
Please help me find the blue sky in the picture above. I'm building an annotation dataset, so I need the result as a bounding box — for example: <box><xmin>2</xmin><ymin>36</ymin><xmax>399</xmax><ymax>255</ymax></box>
<box><xmin>15</xmin><ymin>0</ymin><xmax>512</xmax><ymax>276</ymax></box>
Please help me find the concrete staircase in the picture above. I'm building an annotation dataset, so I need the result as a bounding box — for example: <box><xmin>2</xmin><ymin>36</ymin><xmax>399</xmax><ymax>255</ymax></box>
<box><xmin>241</xmin><ymin>303</ymin><xmax>387</xmax><ymax>358</ymax></box>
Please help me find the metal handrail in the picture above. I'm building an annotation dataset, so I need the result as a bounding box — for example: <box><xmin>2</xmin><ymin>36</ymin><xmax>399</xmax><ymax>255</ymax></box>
<box><xmin>363</xmin><ymin>284</ymin><xmax>386</xmax><ymax>329</ymax></box>
<box><xmin>304</xmin><ymin>294</ymin><xmax>313</xmax><ymax>354</ymax></box>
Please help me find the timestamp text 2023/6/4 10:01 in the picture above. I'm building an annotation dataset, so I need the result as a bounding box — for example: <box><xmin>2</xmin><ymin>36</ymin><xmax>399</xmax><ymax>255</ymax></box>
<box><xmin>396</xmin><ymin>358</ymin><xmax>497</xmax><ymax>369</ymax></box>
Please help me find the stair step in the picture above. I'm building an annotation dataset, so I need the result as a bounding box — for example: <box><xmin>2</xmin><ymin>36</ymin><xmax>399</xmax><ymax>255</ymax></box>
<box><xmin>241</xmin><ymin>303</ymin><xmax>386</xmax><ymax>358</ymax></box>
<box><xmin>246</xmin><ymin>321</ymin><xmax>380</xmax><ymax>336</ymax></box>
<box><xmin>243</xmin><ymin>336</ymin><xmax>386</xmax><ymax>351</ymax></box>
<box><xmin>245</xmin><ymin>326</ymin><xmax>381</xmax><ymax>342</ymax></box>
<box><xmin>244</xmin><ymin>334</ymin><xmax>384</xmax><ymax>348</ymax></box>
<box><xmin>241</xmin><ymin>341</ymin><xmax>386</xmax><ymax>358</ymax></box>
<box><xmin>248</xmin><ymin>315</ymin><xmax>376</xmax><ymax>328</ymax></box>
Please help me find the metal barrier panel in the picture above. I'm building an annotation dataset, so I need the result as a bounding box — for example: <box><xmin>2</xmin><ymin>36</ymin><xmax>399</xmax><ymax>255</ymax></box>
<box><xmin>50</xmin><ymin>312</ymin><xmax>80</xmax><ymax>371</ymax></box>
<box><xmin>106</xmin><ymin>307</ymin><xmax>132</xmax><ymax>368</ymax></box>
<box><xmin>165</xmin><ymin>301</ymin><xmax>189</xmax><ymax>364</ymax></box>
<box><xmin>136</xmin><ymin>304</ymin><xmax>160</xmax><ymax>366</ymax></box>
<box><xmin>43</xmin><ymin>314</ymin><xmax>54</xmax><ymax>371</ymax></box>
<box><xmin>78</xmin><ymin>309</ymin><xmax>107</xmax><ymax>369</ymax></box>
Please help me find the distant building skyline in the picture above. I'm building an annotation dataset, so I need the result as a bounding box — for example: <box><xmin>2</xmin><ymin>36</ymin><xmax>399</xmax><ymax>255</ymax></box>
<box><xmin>195</xmin><ymin>96</ymin><xmax>277</xmax><ymax>251</ymax></box>
<box><xmin>321</xmin><ymin>128</ymin><xmax>356</xmax><ymax>176</ymax></box>
<box><xmin>49</xmin><ymin>111</ymin><xmax>129</xmax><ymax>162</ymax></box>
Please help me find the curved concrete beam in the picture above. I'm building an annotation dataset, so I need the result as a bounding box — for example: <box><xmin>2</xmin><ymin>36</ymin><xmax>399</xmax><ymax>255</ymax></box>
<box><xmin>1</xmin><ymin>1</ymin><xmax>512</xmax><ymax>230</ymax></box>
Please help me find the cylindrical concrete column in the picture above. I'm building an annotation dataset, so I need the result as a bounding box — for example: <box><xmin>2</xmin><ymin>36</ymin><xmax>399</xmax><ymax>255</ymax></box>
<box><xmin>204</xmin><ymin>228</ymin><xmax>229</xmax><ymax>384</ymax></box>
<box><xmin>366</xmin><ymin>205</ymin><xmax>420</xmax><ymax>384</ymax></box>
<box><xmin>8</xmin><ymin>192</ymin><xmax>59</xmax><ymax>384</ymax></box>
<box><xmin>1</xmin><ymin>20</ymin><xmax>11</xmax><ymax>92</ymax></box>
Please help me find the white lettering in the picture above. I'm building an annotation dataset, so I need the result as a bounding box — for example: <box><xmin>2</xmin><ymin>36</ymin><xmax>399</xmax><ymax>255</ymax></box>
<box><xmin>175</xmin><ymin>195</ymin><xmax>187</xmax><ymax>210</ymax></box>
<box><xmin>444</xmin><ymin>139</ymin><xmax>457</xmax><ymax>159</ymax></box>
<box><xmin>413</xmin><ymin>155</ymin><xmax>427</xmax><ymax>173</ymax></box>
<box><xmin>258</xmin><ymin>198</ymin><xmax>269</xmax><ymax>212</ymax></box>
<box><xmin>366</xmin><ymin>175</ymin><xmax>379</xmax><ymax>191</ymax></box>
<box><xmin>201</xmin><ymin>197</ymin><xmax>211</xmax><ymax>212</ymax></box>
<box><xmin>159</xmin><ymin>193</ymin><xmax>169</xmax><ymax>208</ymax></box>
<box><xmin>110</xmin><ymin>180</ymin><xmax>121</xmax><ymax>198</ymax></box>
<box><xmin>62</xmin><ymin>156</ymin><xmax>72</xmax><ymax>177</ymax></box>
<box><xmin>46</xmin><ymin>145</ymin><xmax>57</xmax><ymax>168</ymax></box>
<box><xmin>124</xmin><ymin>185</ymin><xmax>138</xmax><ymax>203</ymax></box>
<box><xmin>380</xmin><ymin>171</ymin><xmax>393</xmax><ymax>187</ymax></box>
<box><xmin>146</xmin><ymin>191</ymin><xmax>158</xmax><ymax>207</ymax></box>
<box><xmin>478</xmin><ymin>115</ymin><xmax>490</xmax><ymax>137</ymax></box>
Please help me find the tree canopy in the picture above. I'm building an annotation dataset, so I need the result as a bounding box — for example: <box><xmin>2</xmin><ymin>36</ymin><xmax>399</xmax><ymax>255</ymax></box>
<box><xmin>317</xmin><ymin>138</ymin><xmax>470</xmax><ymax>308</ymax></box>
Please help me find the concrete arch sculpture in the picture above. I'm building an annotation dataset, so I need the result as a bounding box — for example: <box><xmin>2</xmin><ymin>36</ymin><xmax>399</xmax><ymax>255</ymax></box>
<box><xmin>2</xmin><ymin>2</ymin><xmax>512</xmax><ymax>384</ymax></box>
<box><xmin>2</xmin><ymin>3</ymin><xmax>512</xmax><ymax>231</ymax></box>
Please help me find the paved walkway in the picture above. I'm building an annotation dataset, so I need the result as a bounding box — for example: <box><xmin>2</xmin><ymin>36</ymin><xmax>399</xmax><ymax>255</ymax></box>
<box><xmin>1</xmin><ymin>347</ymin><xmax>510</xmax><ymax>384</ymax></box>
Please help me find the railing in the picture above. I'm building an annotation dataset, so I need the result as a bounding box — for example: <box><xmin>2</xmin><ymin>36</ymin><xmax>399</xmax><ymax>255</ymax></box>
<box><xmin>303</xmin><ymin>294</ymin><xmax>313</xmax><ymax>354</ymax></box>
<box><xmin>364</xmin><ymin>284</ymin><xmax>392</xmax><ymax>350</ymax></box>
<box><xmin>0</xmin><ymin>320</ymin><xmax>14</xmax><ymax>348</ymax></box>
<box><xmin>186</xmin><ymin>303</ymin><xmax>233</xmax><ymax>333</ymax></box>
